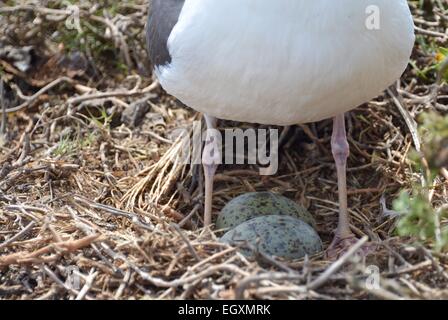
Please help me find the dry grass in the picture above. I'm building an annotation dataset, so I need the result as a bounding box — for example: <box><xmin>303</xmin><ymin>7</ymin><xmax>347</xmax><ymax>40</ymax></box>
<box><xmin>0</xmin><ymin>1</ymin><xmax>447</xmax><ymax>300</ymax></box>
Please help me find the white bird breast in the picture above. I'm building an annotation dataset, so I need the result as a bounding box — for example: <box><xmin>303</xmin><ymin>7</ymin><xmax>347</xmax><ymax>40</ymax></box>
<box><xmin>156</xmin><ymin>0</ymin><xmax>415</xmax><ymax>125</ymax></box>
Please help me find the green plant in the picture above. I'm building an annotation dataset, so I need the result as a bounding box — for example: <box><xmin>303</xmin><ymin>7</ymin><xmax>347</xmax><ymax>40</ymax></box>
<box><xmin>53</xmin><ymin>134</ymin><xmax>76</xmax><ymax>157</ymax></box>
<box><xmin>87</xmin><ymin>106</ymin><xmax>114</xmax><ymax>130</ymax></box>
<box><xmin>410</xmin><ymin>46</ymin><xmax>448</xmax><ymax>82</ymax></box>
<box><xmin>52</xmin><ymin>128</ymin><xmax>97</xmax><ymax>157</ymax></box>
<box><xmin>394</xmin><ymin>112</ymin><xmax>448</xmax><ymax>251</ymax></box>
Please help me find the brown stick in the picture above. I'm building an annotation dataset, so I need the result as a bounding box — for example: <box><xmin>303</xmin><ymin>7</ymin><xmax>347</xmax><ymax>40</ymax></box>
<box><xmin>0</xmin><ymin>234</ymin><xmax>101</xmax><ymax>267</ymax></box>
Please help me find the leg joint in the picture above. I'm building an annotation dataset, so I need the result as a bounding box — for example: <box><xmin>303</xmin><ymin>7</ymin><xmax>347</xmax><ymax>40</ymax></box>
<box><xmin>331</xmin><ymin>139</ymin><xmax>350</xmax><ymax>160</ymax></box>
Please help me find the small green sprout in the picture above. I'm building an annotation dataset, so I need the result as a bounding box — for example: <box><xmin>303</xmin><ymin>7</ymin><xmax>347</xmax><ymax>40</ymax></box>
<box><xmin>394</xmin><ymin>112</ymin><xmax>448</xmax><ymax>251</ymax></box>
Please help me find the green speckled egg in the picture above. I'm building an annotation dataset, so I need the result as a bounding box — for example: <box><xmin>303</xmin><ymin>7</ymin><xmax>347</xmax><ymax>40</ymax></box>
<box><xmin>216</xmin><ymin>192</ymin><xmax>315</xmax><ymax>230</ymax></box>
<box><xmin>220</xmin><ymin>215</ymin><xmax>322</xmax><ymax>259</ymax></box>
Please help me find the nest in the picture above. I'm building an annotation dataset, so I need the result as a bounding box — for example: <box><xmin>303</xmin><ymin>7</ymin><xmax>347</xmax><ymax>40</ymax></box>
<box><xmin>0</xmin><ymin>1</ymin><xmax>447</xmax><ymax>300</ymax></box>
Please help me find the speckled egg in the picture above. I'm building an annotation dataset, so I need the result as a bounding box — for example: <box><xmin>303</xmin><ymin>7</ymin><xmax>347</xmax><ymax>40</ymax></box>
<box><xmin>216</xmin><ymin>192</ymin><xmax>315</xmax><ymax>230</ymax></box>
<box><xmin>220</xmin><ymin>215</ymin><xmax>322</xmax><ymax>259</ymax></box>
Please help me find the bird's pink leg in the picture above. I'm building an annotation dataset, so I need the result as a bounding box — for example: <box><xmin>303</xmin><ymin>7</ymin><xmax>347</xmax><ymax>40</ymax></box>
<box><xmin>332</xmin><ymin>114</ymin><xmax>352</xmax><ymax>238</ymax></box>
<box><xmin>327</xmin><ymin>114</ymin><xmax>357</xmax><ymax>258</ymax></box>
<box><xmin>202</xmin><ymin>115</ymin><xmax>220</xmax><ymax>227</ymax></box>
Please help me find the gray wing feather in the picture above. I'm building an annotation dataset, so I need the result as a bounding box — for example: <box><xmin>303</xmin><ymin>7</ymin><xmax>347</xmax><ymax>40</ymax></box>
<box><xmin>146</xmin><ymin>0</ymin><xmax>185</xmax><ymax>68</ymax></box>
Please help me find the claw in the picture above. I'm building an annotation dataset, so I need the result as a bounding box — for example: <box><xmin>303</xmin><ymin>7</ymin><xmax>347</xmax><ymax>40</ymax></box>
<box><xmin>326</xmin><ymin>234</ymin><xmax>376</xmax><ymax>260</ymax></box>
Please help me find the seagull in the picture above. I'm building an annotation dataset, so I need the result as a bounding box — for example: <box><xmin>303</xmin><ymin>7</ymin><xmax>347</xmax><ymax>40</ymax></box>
<box><xmin>146</xmin><ymin>0</ymin><xmax>415</xmax><ymax>255</ymax></box>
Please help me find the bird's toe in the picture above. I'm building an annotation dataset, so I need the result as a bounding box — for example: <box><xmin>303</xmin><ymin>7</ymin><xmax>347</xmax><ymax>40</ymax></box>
<box><xmin>325</xmin><ymin>234</ymin><xmax>376</xmax><ymax>260</ymax></box>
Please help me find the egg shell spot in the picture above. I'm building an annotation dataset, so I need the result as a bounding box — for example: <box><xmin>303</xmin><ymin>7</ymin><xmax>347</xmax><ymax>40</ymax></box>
<box><xmin>216</xmin><ymin>192</ymin><xmax>316</xmax><ymax>230</ymax></box>
<box><xmin>220</xmin><ymin>215</ymin><xmax>322</xmax><ymax>259</ymax></box>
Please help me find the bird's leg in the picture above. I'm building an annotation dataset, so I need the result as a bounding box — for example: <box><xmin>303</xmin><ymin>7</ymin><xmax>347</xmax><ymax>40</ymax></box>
<box><xmin>202</xmin><ymin>115</ymin><xmax>220</xmax><ymax>227</ymax></box>
<box><xmin>326</xmin><ymin>114</ymin><xmax>357</xmax><ymax>258</ymax></box>
<box><xmin>332</xmin><ymin>114</ymin><xmax>352</xmax><ymax>238</ymax></box>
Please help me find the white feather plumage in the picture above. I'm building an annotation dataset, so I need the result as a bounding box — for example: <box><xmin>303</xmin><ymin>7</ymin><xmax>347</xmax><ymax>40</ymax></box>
<box><xmin>156</xmin><ymin>0</ymin><xmax>415</xmax><ymax>125</ymax></box>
